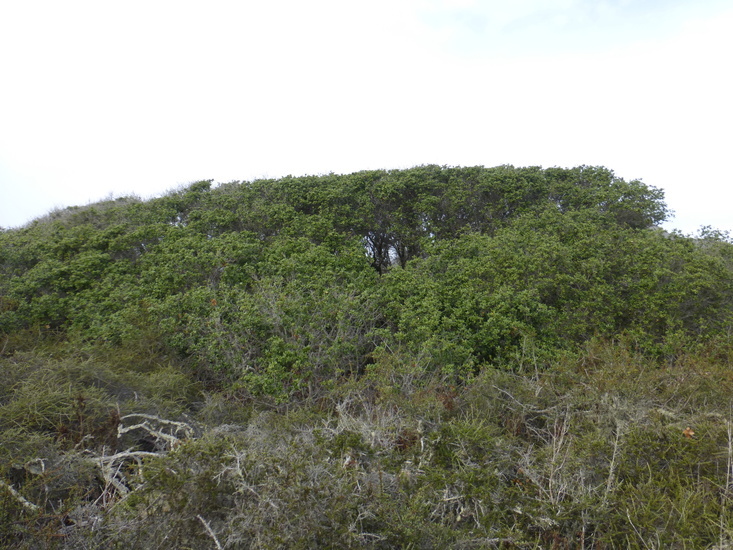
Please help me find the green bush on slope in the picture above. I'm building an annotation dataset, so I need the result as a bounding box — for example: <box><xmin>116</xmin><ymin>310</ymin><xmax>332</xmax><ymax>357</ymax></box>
<box><xmin>1</xmin><ymin>165</ymin><xmax>732</xmax><ymax>548</ymax></box>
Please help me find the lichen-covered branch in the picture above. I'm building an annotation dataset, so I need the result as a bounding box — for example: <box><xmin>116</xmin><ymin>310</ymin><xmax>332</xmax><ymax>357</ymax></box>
<box><xmin>0</xmin><ymin>478</ymin><xmax>40</xmax><ymax>512</ymax></box>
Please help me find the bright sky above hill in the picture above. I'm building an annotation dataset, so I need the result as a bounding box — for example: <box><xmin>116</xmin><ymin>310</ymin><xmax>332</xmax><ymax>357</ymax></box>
<box><xmin>1</xmin><ymin>0</ymin><xmax>732</xmax><ymax>234</ymax></box>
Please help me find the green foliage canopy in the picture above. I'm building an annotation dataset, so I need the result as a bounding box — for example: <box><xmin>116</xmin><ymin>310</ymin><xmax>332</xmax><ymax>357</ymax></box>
<box><xmin>1</xmin><ymin>165</ymin><xmax>730</xmax><ymax>399</ymax></box>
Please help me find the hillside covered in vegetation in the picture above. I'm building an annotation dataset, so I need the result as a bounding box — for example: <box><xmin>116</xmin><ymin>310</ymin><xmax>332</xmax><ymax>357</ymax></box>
<box><xmin>1</xmin><ymin>165</ymin><xmax>733</xmax><ymax>548</ymax></box>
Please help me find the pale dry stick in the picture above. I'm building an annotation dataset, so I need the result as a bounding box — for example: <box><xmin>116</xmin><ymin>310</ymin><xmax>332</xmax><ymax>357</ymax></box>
<box><xmin>0</xmin><ymin>479</ymin><xmax>40</xmax><ymax>512</ymax></box>
<box><xmin>118</xmin><ymin>413</ymin><xmax>193</xmax><ymax>449</ymax></box>
<box><xmin>197</xmin><ymin>514</ymin><xmax>223</xmax><ymax>550</ymax></box>
<box><xmin>605</xmin><ymin>422</ymin><xmax>624</xmax><ymax>503</ymax></box>
<box><xmin>547</xmin><ymin>414</ymin><xmax>571</xmax><ymax>506</ymax></box>
<box><xmin>217</xmin><ymin>449</ymin><xmax>272</xmax><ymax>506</ymax></box>
<box><xmin>491</xmin><ymin>385</ymin><xmax>557</xmax><ymax>415</ymax></box>
<box><xmin>351</xmin><ymin>508</ymin><xmax>384</xmax><ymax>544</ymax></box>
<box><xmin>522</xmin><ymin>411</ymin><xmax>572</xmax><ymax>508</ymax></box>
<box><xmin>104</xmin><ymin>458</ymin><xmax>130</xmax><ymax>498</ymax></box>
<box><xmin>92</xmin><ymin>450</ymin><xmax>162</xmax><ymax>501</ymax></box>
<box><xmin>626</xmin><ymin>509</ymin><xmax>653</xmax><ymax>550</ymax></box>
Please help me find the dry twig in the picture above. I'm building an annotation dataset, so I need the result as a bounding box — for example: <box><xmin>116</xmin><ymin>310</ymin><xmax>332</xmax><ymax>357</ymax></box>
<box><xmin>0</xmin><ymin>478</ymin><xmax>40</xmax><ymax>512</ymax></box>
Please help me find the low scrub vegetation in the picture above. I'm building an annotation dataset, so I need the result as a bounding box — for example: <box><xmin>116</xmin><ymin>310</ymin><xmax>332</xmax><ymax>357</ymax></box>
<box><xmin>1</xmin><ymin>165</ymin><xmax>732</xmax><ymax>548</ymax></box>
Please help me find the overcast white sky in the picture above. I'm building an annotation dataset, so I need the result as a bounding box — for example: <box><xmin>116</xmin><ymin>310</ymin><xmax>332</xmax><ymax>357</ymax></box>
<box><xmin>1</xmin><ymin>0</ymin><xmax>732</xmax><ymax>234</ymax></box>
